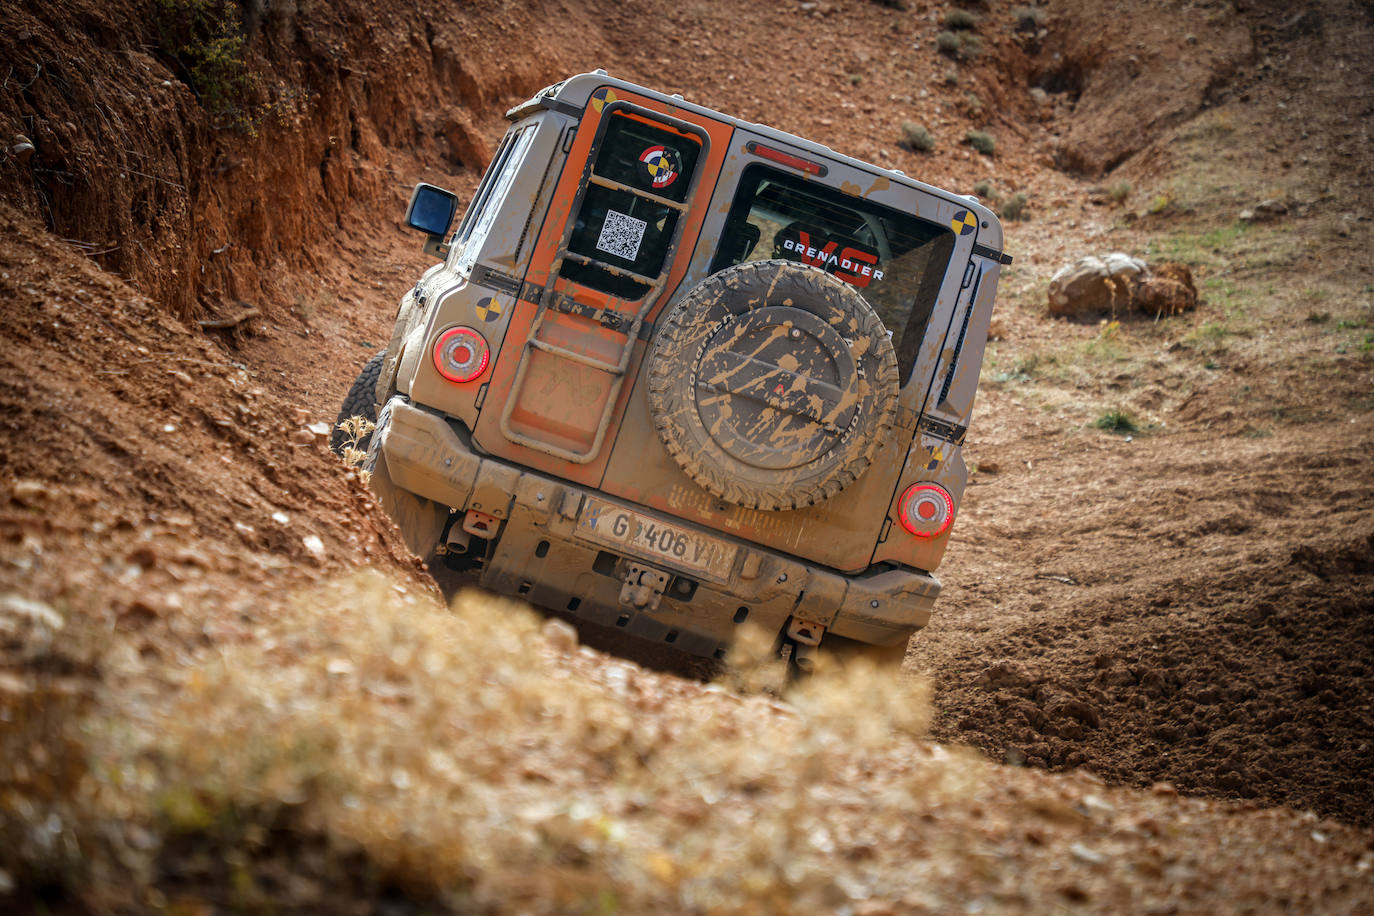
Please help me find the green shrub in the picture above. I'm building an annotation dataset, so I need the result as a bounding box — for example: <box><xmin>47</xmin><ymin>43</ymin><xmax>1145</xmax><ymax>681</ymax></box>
<box><xmin>154</xmin><ymin>0</ymin><xmax>256</xmax><ymax>130</ymax></box>
<box><xmin>936</xmin><ymin>30</ymin><xmax>962</xmax><ymax>56</ymax></box>
<box><xmin>1012</xmin><ymin>5</ymin><xmax>1044</xmax><ymax>30</ymax></box>
<box><xmin>899</xmin><ymin>122</ymin><xmax>936</xmax><ymax>152</ymax></box>
<box><xmin>943</xmin><ymin>68</ymin><xmax>960</xmax><ymax>85</ymax></box>
<box><xmin>943</xmin><ymin>9</ymin><xmax>981</xmax><ymax>29</ymax></box>
<box><xmin>1148</xmin><ymin>193</ymin><xmax>1173</xmax><ymax>214</ymax></box>
<box><xmin>972</xmin><ymin>179</ymin><xmax>994</xmax><ymax>198</ymax></box>
<box><xmin>1093</xmin><ymin>409</ymin><xmax>1138</xmax><ymax>434</ymax></box>
<box><xmin>1001</xmin><ymin>191</ymin><xmax>1028</xmax><ymax>221</ymax></box>
<box><xmin>965</xmin><ymin>130</ymin><xmax>996</xmax><ymax>155</ymax></box>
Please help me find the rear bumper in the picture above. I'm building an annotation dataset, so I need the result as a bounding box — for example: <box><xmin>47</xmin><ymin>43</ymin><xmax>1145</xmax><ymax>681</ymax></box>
<box><xmin>371</xmin><ymin>398</ymin><xmax>941</xmax><ymax>657</ymax></box>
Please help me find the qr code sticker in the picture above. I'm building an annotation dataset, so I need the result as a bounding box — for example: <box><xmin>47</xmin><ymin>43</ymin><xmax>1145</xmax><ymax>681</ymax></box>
<box><xmin>595</xmin><ymin>209</ymin><xmax>647</xmax><ymax>261</ymax></box>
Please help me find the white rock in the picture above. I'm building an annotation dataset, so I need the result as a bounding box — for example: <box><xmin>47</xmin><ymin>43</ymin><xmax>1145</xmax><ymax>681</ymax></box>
<box><xmin>1047</xmin><ymin>253</ymin><xmax>1147</xmax><ymax>317</ymax></box>
<box><xmin>1071</xmin><ymin>842</ymin><xmax>1108</xmax><ymax>865</ymax></box>
<box><xmin>0</xmin><ymin>594</ymin><xmax>64</xmax><ymax>633</ymax></box>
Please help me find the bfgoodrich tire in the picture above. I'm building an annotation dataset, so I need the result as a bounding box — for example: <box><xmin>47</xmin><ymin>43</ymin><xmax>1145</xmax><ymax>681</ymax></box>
<box><xmin>647</xmin><ymin>260</ymin><xmax>899</xmax><ymax>511</ymax></box>
<box><xmin>331</xmin><ymin>350</ymin><xmax>385</xmax><ymax>455</ymax></box>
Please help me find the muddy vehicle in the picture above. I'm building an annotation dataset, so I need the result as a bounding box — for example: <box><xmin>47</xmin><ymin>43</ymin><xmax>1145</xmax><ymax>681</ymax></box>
<box><xmin>338</xmin><ymin>70</ymin><xmax>1009</xmax><ymax>667</ymax></box>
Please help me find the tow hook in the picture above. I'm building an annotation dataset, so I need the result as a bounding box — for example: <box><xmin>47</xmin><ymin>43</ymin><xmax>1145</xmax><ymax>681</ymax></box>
<box><xmin>786</xmin><ymin>616</ymin><xmax>826</xmax><ymax>675</ymax></box>
<box><xmin>620</xmin><ymin>563</ymin><xmax>670</xmax><ymax>611</ymax></box>
<box><xmin>462</xmin><ymin>508</ymin><xmax>500</xmax><ymax>538</ymax></box>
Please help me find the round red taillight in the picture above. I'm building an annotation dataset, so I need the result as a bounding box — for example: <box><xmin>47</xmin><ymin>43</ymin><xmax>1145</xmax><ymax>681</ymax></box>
<box><xmin>897</xmin><ymin>483</ymin><xmax>954</xmax><ymax>538</ymax></box>
<box><xmin>433</xmin><ymin>326</ymin><xmax>490</xmax><ymax>383</ymax></box>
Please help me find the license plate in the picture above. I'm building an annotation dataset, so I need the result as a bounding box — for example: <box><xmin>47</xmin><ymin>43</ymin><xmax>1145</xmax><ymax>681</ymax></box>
<box><xmin>577</xmin><ymin>498</ymin><xmax>738</xmax><ymax>581</ymax></box>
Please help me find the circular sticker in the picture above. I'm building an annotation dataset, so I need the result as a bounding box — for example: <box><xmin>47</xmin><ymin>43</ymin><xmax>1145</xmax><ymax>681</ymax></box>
<box><xmin>638</xmin><ymin>145</ymin><xmax>681</xmax><ymax>190</ymax></box>
<box><xmin>474</xmin><ymin>296</ymin><xmax>503</xmax><ymax>323</ymax></box>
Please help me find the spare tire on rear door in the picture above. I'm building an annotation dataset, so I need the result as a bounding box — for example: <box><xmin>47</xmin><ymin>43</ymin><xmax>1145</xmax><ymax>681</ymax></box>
<box><xmin>647</xmin><ymin>259</ymin><xmax>899</xmax><ymax>511</ymax></box>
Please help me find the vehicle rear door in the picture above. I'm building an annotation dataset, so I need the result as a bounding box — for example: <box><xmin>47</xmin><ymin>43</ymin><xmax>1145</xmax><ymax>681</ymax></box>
<box><xmin>471</xmin><ymin>88</ymin><xmax>732</xmax><ymax>486</ymax></box>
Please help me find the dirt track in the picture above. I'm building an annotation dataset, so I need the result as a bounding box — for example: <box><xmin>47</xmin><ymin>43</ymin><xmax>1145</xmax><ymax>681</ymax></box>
<box><xmin>1</xmin><ymin>0</ymin><xmax>1372</xmax><ymax>910</ymax></box>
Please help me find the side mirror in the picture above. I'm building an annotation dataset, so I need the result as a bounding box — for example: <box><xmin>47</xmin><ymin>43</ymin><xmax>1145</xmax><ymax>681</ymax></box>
<box><xmin>405</xmin><ymin>183</ymin><xmax>458</xmax><ymax>257</ymax></box>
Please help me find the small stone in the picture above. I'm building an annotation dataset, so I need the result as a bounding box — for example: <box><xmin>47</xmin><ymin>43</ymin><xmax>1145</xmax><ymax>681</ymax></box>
<box><xmin>11</xmin><ymin>135</ymin><xmax>35</xmax><ymax>164</ymax></box>
<box><xmin>271</xmin><ymin>511</ymin><xmax>289</xmax><ymax>524</ymax></box>
<box><xmin>1150</xmin><ymin>781</ymin><xmax>1178</xmax><ymax>797</ymax></box>
<box><xmin>1239</xmin><ymin>199</ymin><xmax>1288</xmax><ymax>223</ymax></box>
<box><xmin>123</xmin><ymin>597</ymin><xmax>164</xmax><ymax>621</ymax></box>
<box><xmin>1070</xmin><ymin>842</ymin><xmax>1107</xmax><ymax>865</ymax></box>
<box><xmin>0</xmin><ymin>594</ymin><xmax>64</xmax><ymax>633</ymax></box>
<box><xmin>1081</xmin><ymin>794</ymin><xmax>1117</xmax><ymax>817</ymax></box>
<box><xmin>302</xmin><ymin>534</ymin><xmax>325</xmax><ymax>558</ymax></box>
<box><xmin>307</xmin><ymin>421</ymin><xmax>331</xmax><ymax>436</ymax></box>
<box><xmin>11</xmin><ymin>479</ymin><xmax>48</xmax><ymax>503</ymax></box>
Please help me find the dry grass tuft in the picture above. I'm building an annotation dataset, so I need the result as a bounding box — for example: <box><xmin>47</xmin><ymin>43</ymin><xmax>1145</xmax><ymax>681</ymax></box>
<box><xmin>0</xmin><ymin>595</ymin><xmax>101</xmax><ymax>900</ymax></box>
<box><xmin>335</xmin><ymin>415</ymin><xmax>375</xmax><ymax>477</ymax></box>
<box><xmin>70</xmin><ymin>573</ymin><xmax>959</xmax><ymax>910</ymax></box>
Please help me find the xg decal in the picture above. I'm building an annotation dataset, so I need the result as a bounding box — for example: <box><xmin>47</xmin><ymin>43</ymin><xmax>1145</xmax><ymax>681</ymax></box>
<box><xmin>638</xmin><ymin>145</ymin><xmax>681</xmax><ymax>190</ymax></box>
<box><xmin>951</xmin><ymin>209</ymin><xmax>978</xmax><ymax>235</ymax></box>
<box><xmin>778</xmin><ymin>230</ymin><xmax>885</xmax><ymax>288</ymax></box>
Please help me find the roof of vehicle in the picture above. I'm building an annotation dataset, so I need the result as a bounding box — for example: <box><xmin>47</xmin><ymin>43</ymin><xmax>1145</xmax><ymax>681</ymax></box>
<box><xmin>508</xmin><ymin>70</ymin><xmax>1003</xmax><ymax>254</ymax></box>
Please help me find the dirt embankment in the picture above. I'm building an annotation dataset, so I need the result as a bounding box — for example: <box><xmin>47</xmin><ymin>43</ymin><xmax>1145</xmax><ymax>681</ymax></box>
<box><xmin>2</xmin><ymin>0</ymin><xmax>1373</xmax><ymax>910</ymax></box>
<box><xmin>0</xmin><ymin>0</ymin><xmax>588</xmax><ymax>322</ymax></box>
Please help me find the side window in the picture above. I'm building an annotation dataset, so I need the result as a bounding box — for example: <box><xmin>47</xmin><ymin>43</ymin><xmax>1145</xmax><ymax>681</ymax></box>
<box><xmin>452</xmin><ymin>128</ymin><xmax>516</xmax><ymax>246</ymax></box>
<box><xmin>559</xmin><ymin>111</ymin><xmax>702</xmax><ymax>300</ymax></box>
<box><xmin>454</xmin><ymin>126</ymin><xmax>536</xmax><ymax>276</ymax></box>
<box><xmin>710</xmin><ymin>164</ymin><xmax>956</xmax><ymax>381</ymax></box>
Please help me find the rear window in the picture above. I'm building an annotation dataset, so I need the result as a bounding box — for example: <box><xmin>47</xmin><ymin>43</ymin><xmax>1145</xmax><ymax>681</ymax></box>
<box><xmin>710</xmin><ymin>164</ymin><xmax>955</xmax><ymax>380</ymax></box>
<box><xmin>560</xmin><ymin>111</ymin><xmax>703</xmax><ymax>300</ymax></box>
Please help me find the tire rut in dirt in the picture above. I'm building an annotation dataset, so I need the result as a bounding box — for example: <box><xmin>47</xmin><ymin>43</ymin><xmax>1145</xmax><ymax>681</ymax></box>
<box><xmin>924</xmin><ymin>533</ymin><xmax>1374</xmax><ymax>826</ymax></box>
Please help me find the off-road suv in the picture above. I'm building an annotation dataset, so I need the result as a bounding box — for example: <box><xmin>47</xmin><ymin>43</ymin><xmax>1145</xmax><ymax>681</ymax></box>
<box><xmin>339</xmin><ymin>70</ymin><xmax>1009</xmax><ymax>666</ymax></box>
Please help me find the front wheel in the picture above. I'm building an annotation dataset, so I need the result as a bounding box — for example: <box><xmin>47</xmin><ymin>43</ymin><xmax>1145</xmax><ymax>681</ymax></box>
<box><xmin>331</xmin><ymin>351</ymin><xmax>385</xmax><ymax>455</ymax></box>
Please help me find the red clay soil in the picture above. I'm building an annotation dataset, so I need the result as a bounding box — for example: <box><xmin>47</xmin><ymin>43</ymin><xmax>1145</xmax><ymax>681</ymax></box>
<box><xmin>1</xmin><ymin>0</ymin><xmax>1372</xmax><ymax>909</ymax></box>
